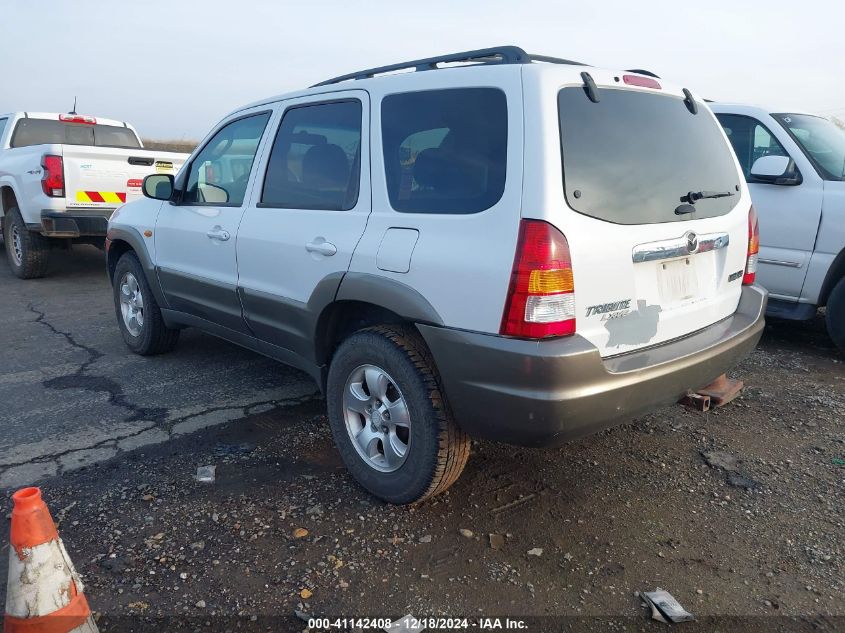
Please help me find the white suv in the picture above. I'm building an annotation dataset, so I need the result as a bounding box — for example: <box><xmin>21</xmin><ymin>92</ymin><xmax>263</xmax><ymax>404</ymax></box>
<box><xmin>106</xmin><ymin>47</ymin><xmax>767</xmax><ymax>504</ymax></box>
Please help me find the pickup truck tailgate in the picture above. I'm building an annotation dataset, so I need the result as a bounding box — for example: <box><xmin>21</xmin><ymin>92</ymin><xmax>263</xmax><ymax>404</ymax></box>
<box><xmin>63</xmin><ymin>146</ymin><xmax>187</xmax><ymax>209</ymax></box>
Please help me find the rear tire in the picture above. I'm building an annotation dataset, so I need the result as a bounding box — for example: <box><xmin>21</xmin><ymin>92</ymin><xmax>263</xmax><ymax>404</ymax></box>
<box><xmin>326</xmin><ymin>325</ymin><xmax>470</xmax><ymax>504</ymax></box>
<box><xmin>113</xmin><ymin>251</ymin><xmax>180</xmax><ymax>355</ymax></box>
<box><xmin>826</xmin><ymin>277</ymin><xmax>845</xmax><ymax>352</ymax></box>
<box><xmin>4</xmin><ymin>207</ymin><xmax>49</xmax><ymax>279</ymax></box>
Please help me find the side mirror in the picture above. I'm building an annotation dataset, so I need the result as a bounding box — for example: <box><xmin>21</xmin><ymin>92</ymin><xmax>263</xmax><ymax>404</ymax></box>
<box><xmin>142</xmin><ymin>174</ymin><xmax>175</xmax><ymax>200</ymax></box>
<box><xmin>750</xmin><ymin>155</ymin><xmax>802</xmax><ymax>186</ymax></box>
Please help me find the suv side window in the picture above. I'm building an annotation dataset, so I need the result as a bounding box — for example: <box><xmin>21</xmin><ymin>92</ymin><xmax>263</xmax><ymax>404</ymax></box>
<box><xmin>0</xmin><ymin>118</ymin><xmax>8</xmax><ymax>146</ymax></box>
<box><xmin>716</xmin><ymin>114</ymin><xmax>789</xmax><ymax>179</ymax></box>
<box><xmin>260</xmin><ymin>100</ymin><xmax>362</xmax><ymax>211</ymax></box>
<box><xmin>381</xmin><ymin>88</ymin><xmax>507</xmax><ymax>214</ymax></box>
<box><xmin>183</xmin><ymin>112</ymin><xmax>270</xmax><ymax>206</ymax></box>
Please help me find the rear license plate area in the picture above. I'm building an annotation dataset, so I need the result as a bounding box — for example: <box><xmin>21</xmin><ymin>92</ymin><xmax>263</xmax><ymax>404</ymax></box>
<box><xmin>658</xmin><ymin>258</ymin><xmax>698</xmax><ymax>304</ymax></box>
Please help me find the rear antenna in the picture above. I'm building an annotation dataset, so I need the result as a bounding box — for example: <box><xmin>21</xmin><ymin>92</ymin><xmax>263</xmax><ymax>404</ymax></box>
<box><xmin>69</xmin><ymin>96</ymin><xmax>77</xmax><ymax>115</ymax></box>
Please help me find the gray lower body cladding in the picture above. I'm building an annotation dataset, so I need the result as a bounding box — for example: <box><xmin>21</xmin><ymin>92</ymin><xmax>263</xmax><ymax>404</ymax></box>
<box><xmin>418</xmin><ymin>285</ymin><xmax>767</xmax><ymax>447</ymax></box>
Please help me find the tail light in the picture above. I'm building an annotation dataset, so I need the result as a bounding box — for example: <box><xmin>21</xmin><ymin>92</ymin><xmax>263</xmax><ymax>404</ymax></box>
<box><xmin>743</xmin><ymin>205</ymin><xmax>759</xmax><ymax>285</ymax></box>
<box><xmin>622</xmin><ymin>74</ymin><xmax>661</xmax><ymax>89</ymax></box>
<box><xmin>501</xmin><ymin>219</ymin><xmax>576</xmax><ymax>338</ymax></box>
<box><xmin>41</xmin><ymin>155</ymin><xmax>65</xmax><ymax>198</ymax></box>
<box><xmin>59</xmin><ymin>114</ymin><xmax>96</xmax><ymax>125</ymax></box>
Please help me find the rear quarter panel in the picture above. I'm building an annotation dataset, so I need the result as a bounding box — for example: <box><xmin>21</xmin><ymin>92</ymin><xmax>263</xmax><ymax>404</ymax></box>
<box><xmin>348</xmin><ymin>66</ymin><xmax>524</xmax><ymax>333</ymax></box>
<box><xmin>0</xmin><ymin>141</ymin><xmax>66</xmax><ymax>222</ymax></box>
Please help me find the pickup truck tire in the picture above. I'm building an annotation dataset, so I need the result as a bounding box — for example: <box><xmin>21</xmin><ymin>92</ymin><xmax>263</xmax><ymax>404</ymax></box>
<box><xmin>113</xmin><ymin>251</ymin><xmax>179</xmax><ymax>355</ymax></box>
<box><xmin>4</xmin><ymin>207</ymin><xmax>49</xmax><ymax>279</ymax></box>
<box><xmin>826</xmin><ymin>277</ymin><xmax>845</xmax><ymax>352</ymax></box>
<box><xmin>326</xmin><ymin>325</ymin><xmax>470</xmax><ymax>504</ymax></box>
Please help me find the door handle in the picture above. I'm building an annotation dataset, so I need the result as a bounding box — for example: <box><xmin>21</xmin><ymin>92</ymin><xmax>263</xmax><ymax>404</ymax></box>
<box><xmin>305</xmin><ymin>239</ymin><xmax>337</xmax><ymax>256</ymax></box>
<box><xmin>207</xmin><ymin>227</ymin><xmax>230</xmax><ymax>241</ymax></box>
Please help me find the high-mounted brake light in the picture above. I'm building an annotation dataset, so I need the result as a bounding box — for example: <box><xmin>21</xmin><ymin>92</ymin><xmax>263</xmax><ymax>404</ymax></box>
<box><xmin>743</xmin><ymin>205</ymin><xmax>759</xmax><ymax>285</ymax></box>
<box><xmin>501</xmin><ymin>220</ymin><xmax>576</xmax><ymax>338</ymax></box>
<box><xmin>622</xmin><ymin>74</ymin><xmax>661</xmax><ymax>89</ymax></box>
<box><xmin>59</xmin><ymin>114</ymin><xmax>96</xmax><ymax>125</ymax></box>
<box><xmin>41</xmin><ymin>155</ymin><xmax>65</xmax><ymax>198</ymax></box>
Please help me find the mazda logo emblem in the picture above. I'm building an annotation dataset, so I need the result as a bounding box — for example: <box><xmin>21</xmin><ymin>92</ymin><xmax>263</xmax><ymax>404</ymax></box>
<box><xmin>686</xmin><ymin>232</ymin><xmax>699</xmax><ymax>254</ymax></box>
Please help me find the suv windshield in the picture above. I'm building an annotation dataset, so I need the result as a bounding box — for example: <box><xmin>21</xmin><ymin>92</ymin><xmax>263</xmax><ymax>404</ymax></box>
<box><xmin>772</xmin><ymin>113</ymin><xmax>845</xmax><ymax>181</ymax></box>
<box><xmin>558</xmin><ymin>88</ymin><xmax>739</xmax><ymax>224</ymax></box>
<box><xmin>10</xmin><ymin>118</ymin><xmax>141</xmax><ymax>149</ymax></box>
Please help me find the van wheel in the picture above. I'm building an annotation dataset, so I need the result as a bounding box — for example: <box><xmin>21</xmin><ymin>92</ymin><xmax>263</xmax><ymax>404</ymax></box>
<box><xmin>826</xmin><ymin>277</ymin><xmax>845</xmax><ymax>352</ymax></box>
<box><xmin>326</xmin><ymin>325</ymin><xmax>470</xmax><ymax>504</ymax></box>
<box><xmin>4</xmin><ymin>207</ymin><xmax>49</xmax><ymax>279</ymax></box>
<box><xmin>113</xmin><ymin>251</ymin><xmax>180</xmax><ymax>355</ymax></box>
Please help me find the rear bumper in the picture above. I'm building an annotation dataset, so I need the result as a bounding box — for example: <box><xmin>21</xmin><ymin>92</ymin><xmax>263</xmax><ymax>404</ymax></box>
<box><xmin>39</xmin><ymin>209</ymin><xmax>114</xmax><ymax>237</ymax></box>
<box><xmin>418</xmin><ymin>285</ymin><xmax>767</xmax><ymax>447</ymax></box>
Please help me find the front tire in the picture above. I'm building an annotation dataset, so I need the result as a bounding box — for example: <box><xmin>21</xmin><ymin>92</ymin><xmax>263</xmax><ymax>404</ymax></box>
<box><xmin>826</xmin><ymin>277</ymin><xmax>845</xmax><ymax>352</ymax></box>
<box><xmin>4</xmin><ymin>207</ymin><xmax>49</xmax><ymax>279</ymax></box>
<box><xmin>327</xmin><ymin>325</ymin><xmax>470</xmax><ymax>504</ymax></box>
<box><xmin>113</xmin><ymin>251</ymin><xmax>179</xmax><ymax>355</ymax></box>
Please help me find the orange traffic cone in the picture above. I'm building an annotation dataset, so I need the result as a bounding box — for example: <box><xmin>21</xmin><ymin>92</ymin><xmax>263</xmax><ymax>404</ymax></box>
<box><xmin>4</xmin><ymin>487</ymin><xmax>98</xmax><ymax>633</ymax></box>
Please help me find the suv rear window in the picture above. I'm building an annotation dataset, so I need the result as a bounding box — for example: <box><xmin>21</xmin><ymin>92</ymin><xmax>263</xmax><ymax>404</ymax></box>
<box><xmin>381</xmin><ymin>88</ymin><xmax>507</xmax><ymax>214</ymax></box>
<box><xmin>10</xmin><ymin>119</ymin><xmax>141</xmax><ymax>149</ymax></box>
<box><xmin>558</xmin><ymin>88</ymin><xmax>739</xmax><ymax>224</ymax></box>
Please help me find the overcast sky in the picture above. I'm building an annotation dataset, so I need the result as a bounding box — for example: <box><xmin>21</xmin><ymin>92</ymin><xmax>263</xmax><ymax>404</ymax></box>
<box><xmin>1</xmin><ymin>0</ymin><xmax>843</xmax><ymax>140</ymax></box>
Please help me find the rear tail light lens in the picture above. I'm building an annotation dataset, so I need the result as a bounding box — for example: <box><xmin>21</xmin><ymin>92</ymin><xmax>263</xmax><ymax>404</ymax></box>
<box><xmin>501</xmin><ymin>219</ymin><xmax>576</xmax><ymax>338</ymax></box>
<box><xmin>743</xmin><ymin>205</ymin><xmax>759</xmax><ymax>285</ymax></box>
<box><xmin>41</xmin><ymin>155</ymin><xmax>65</xmax><ymax>198</ymax></box>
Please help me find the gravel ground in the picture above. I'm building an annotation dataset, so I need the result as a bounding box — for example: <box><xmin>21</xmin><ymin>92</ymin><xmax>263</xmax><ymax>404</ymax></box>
<box><xmin>2</xmin><ymin>307</ymin><xmax>843</xmax><ymax>631</ymax></box>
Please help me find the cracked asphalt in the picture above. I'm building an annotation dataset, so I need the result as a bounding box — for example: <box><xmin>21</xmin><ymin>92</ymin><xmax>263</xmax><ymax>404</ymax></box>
<box><xmin>0</xmin><ymin>243</ymin><xmax>319</xmax><ymax>488</ymax></box>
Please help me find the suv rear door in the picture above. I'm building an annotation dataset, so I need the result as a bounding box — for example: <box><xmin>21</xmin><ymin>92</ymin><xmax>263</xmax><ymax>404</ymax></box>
<box><xmin>524</xmin><ymin>73</ymin><xmax>752</xmax><ymax>357</ymax></box>
<box><xmin>236</xmin><ymin>91</ymin><xmax>371</xmax><ymax>361</ymax></box>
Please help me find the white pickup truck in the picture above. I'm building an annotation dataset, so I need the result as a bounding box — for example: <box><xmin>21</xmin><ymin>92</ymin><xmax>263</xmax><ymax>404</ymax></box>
<box><xmin>712</xmin><ymin>104</ymin><xmax>845</xmax><ymax>351</ymax></box>
<box><xmin>0</xmin><ymin>112</ymin><xmax>188</xmax><ymax>278</ymax></box>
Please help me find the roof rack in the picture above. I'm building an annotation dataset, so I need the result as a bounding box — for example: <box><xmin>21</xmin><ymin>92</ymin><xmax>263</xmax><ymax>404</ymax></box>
<box><xmin>311</xmin><ymin>45</ymin><xmax>586</xmax><ymax>87</ymax></box>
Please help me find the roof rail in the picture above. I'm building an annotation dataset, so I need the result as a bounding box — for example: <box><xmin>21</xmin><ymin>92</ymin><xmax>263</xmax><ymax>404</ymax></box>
<box><xmin>311</xmin><ymin>46</ymin><xmax>586</xmax><ymax>87</ymax></box>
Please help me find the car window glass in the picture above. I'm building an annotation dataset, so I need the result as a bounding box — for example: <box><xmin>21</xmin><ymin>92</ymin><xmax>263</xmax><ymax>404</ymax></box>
<box><xmin>183</xmin><ymin>112</ymin><xmax>270</xmax><ymax>206</ymax></box>
<box><xmin>0</xmin><ymin>118</ymin><xmax>7</xmax><ymax>144</ymax></box>
<box><xmin>381</xmin><ymin>88</ymin><xmax>508</xmax><ymax>214</ymax></box>
<box><xmin>716</xmin><ymin>114</ymin><xmax>788</xmax><ymax>179</ymax></box>
<box><xmin>559</xmin><ymin>89</ymin><xmax>739</xmax><ymax>224</ymax></box>
<box><xmin>773</xmin><ymin>113</ymin><xmax>845</xmax><ymax>180</ymax></box>
<box><xmin>9</xmin><ymin>119</ymin><xmax>142</xmax><ymax>149</ymax></box>
<box><xmin>261</xmin><ymin>100</ymin><xmax>362</xmax><ymax>211</ymax></box>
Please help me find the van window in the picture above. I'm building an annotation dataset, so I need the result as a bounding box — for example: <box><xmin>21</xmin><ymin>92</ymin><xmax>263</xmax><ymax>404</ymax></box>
<box><xmin>715</xmin><ymin>114</ymin><xmax>789</xmax><ymax>179</ymax></box>
<box><xmin>381</xmin><ymin>88</ymin><xmax>507</xmax><ymax>214</ymax></box>
<box><xmin>261</xmin><ymin>100</ymin><xmax>362</xmax><ymax>211</ymax></box>
<box><xmin>10</xmin><ymin>119</ymin><xmax>141</xmax><ymax>149</ymax></box>
<box><xmin>559</xmin><ymin>88</ymin><xmax>740</xmax><ymax>224</ymax></box>
<box><xmin>183</xmin><ymin>112</ymin><xmax>270</xmax><ymax>206</ymax></box>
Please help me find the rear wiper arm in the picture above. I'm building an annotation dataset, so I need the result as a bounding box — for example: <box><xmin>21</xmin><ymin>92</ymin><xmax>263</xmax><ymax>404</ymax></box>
<box><xmin>681</xmin><ymin>190</ymin><xmax>735</xmax><ymax>204</ymax></box>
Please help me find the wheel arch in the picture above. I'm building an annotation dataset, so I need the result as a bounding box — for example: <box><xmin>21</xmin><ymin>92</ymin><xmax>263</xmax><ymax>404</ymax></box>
<box><xmin>106</xmin><ymin>226</ymin><xmax>168</xmax><ymax>308</ymax></box>
<box><xmin>1</xmin><ymin>185</ymin><xmax>19</xmax><ymax>218</ymax></box>
<box><xmin>819</xmin><ymin>247</ymin><xmax>845</xmax><ymax>307</ymax></box>
<box><xmin>313</xmin><ymin>273</ymin><xmax>444</xmax><ymax>371</ymax></box>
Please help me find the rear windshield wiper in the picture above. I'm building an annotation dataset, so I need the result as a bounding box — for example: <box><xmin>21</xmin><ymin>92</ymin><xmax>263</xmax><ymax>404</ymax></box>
<box><xmin>680</xmin><ymin>190</ymin><xmax>735</xmax><ymax>204</ymax></box>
